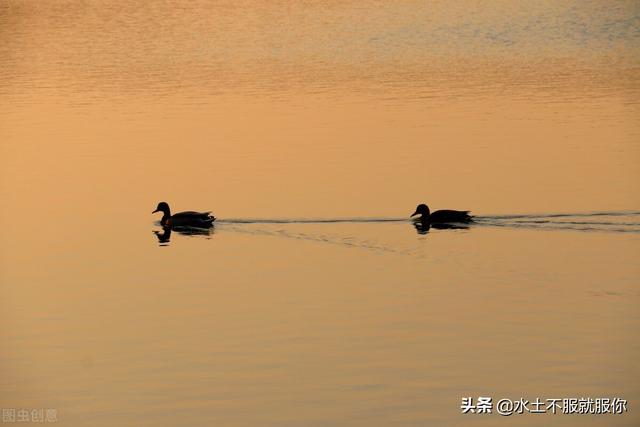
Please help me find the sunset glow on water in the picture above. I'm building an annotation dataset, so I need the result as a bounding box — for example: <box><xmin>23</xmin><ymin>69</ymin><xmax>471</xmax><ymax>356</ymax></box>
<box><xmin>1</xmin><ymin>1</ymin><xmax>639</xmax><ymax>426</ymax></box>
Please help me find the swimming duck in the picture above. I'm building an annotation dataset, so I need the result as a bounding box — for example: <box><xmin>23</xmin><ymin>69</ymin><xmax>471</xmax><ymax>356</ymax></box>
<box><xmin>152</xmin><ymin>202</ymin><xmax>216</xmax><ymax>228</ymax></box>
<box><xmin>410</xmin><ymin>203</ymin><xmax>472</xmax><ymax>223</ymax></box>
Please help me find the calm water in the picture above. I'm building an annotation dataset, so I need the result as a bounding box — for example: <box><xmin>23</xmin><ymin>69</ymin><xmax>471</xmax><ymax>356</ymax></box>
<box><xmin>1</xmin><ymin>1</ymin><xmax>639</xmax><ymax>426</ymax></box>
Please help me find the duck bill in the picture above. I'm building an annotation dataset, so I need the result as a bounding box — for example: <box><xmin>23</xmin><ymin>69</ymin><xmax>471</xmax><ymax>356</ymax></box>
<box><xmin>410</xmin><ymin>211</ymin><xmax>419</xmax><ymax>217</ymax></box>
<box><xmin>152</xmin><ymin>209</ymin><xmax>159</xmax><ymax>213</ymax></box>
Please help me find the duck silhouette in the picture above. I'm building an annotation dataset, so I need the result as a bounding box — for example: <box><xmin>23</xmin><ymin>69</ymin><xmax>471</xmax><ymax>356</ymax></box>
<box><xmin>410</xmin><ymin>203</ymin><xmax>472</xmax><ymax>224</ymax></box>
<box><xmin>152</xmin><ymin>202</ymin><xmax>216</xmax><ymax>228</ymax></box>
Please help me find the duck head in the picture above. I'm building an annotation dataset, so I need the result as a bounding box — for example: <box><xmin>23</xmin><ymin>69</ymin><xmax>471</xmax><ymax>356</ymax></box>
<box><xmin>152</xmin><ymin>201</ymin><xmax>171</xmax><ymax>216</ymax></box>
<box><xmin>411</xmin><ymin>203</ymin><xmax>430</xmax><ymax>219</ymax></box>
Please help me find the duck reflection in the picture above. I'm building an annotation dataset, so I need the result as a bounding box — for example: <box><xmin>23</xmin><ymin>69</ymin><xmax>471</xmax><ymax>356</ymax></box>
<box><xmin>413</xmin><ymin>219</ymin><xmax>431</xmax><ymax>235</ymax></box>
<box><xmin>153</xmin><ymin>225</ymin><xmax>214</xmax><ymax>245</ymax></box>
<box><xmin>154</xmin><ymin>227</ymin><xmax>172</xmax><ymax>244</ymax></box>
<box><xmin>412</xmin><ymin>219</ymin><xmax>470</xmax><ymax>235</ymax></box>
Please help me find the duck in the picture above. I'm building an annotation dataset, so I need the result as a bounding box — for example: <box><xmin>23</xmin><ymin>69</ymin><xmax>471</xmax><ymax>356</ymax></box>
<box><xmin>152</xmin><ymin>201</ymin><xmax>216</xmax><ymax>228</ymax></box>
<box><xmin>410</xmin><ymin>203</ymin><xmax>472</xmax><ymax>224</ymax></box>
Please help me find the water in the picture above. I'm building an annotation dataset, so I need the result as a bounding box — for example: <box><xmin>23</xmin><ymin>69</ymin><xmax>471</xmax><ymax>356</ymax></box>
<box><xmin>1</xmin><ymin>1</ymin><xmax>639</xmax><ymax>426</ymax></box>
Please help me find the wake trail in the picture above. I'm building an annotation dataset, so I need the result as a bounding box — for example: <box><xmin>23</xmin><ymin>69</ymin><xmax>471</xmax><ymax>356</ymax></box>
<box><xmin>217</xmin><ymin>211</ymin><xmax>640</xmax><ymax>233</ymax></box>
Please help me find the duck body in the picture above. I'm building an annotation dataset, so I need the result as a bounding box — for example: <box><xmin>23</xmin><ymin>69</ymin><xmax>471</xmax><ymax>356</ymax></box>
<box><xmin>153</xmin><ymin>202</ymin><xmax>215</xmax><ymax>228</ymax></box>
<box><xmin>165</xmin><ymin>211</ymin><xmax>216</xmax><ymax>228</ymax></box>
<box><xmin>411</xmin><ymin>203</ymin><xmax>472</xmax><ymax>224</ymax></box>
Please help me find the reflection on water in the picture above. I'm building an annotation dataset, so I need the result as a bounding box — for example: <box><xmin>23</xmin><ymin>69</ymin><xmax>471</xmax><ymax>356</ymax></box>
<box><xmin>413</xmin><ymin>220</ymin><xmax>431</xmax><ymax>235</ymax></box>
<box><xmin>153</xmin><ymin>225</ymin><xmax>215</xmax><ymax>246</ymax></box>
<box><xmin>1</xmin><ymin>1</ymin><xmax>639</xmax><ymax>426</ymax></box>
<box><xmin>412</xmin><ymin>221</ymin><xmax>471</xmax><ymax>234</ymax></box>
<box><xmin>1</xmin><ymin>0</ymin><xmax>639</xmax><ymax>102</ymax></box>
<box><xmin>153</xmin><ymin>228</ymin><xmax>172</xmax><ymax>245</ymax></box>
<box><xmin>155</xmin><ymin>212</ymin><xmax>640</xmax><ymax>252</ymax></box>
